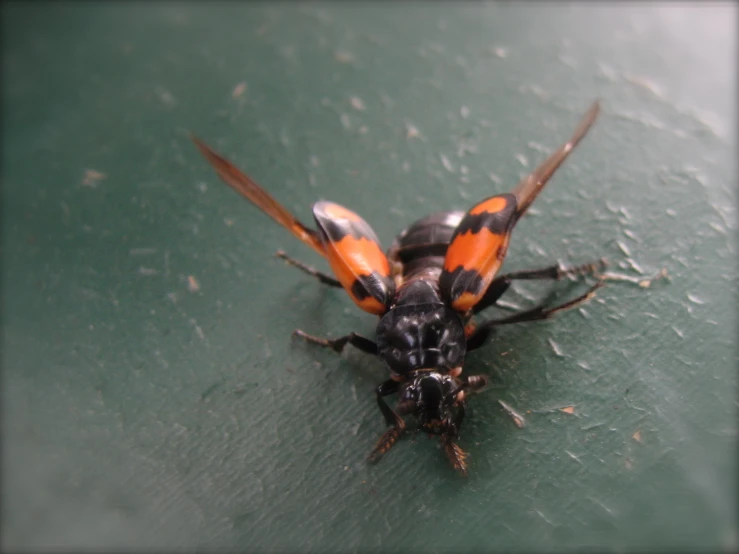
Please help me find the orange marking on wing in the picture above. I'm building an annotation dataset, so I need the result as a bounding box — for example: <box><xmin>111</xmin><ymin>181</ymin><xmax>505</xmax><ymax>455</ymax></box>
<box><xmin>321</xmin><ymin>202</ymin><xmax>363</xmax><ymax>222</ymax></box>
<box><xmin>443</xmin><ymin>228</ymin><xmax>508</xmax><ymax>273</ymax></box>
<box><xmin>324</xmin><ymin>235</ymin><xmax>390</xmax><ymax>315</ymax></box>
<box><xmin>452</xmin><ymin>292</ymin><xmax>481</xmax><ymax>312</ymax></box>
<box><xmin>470</xmin><ymin>196</ymin><xmax>509</xmax><ymax>216</ymax></box>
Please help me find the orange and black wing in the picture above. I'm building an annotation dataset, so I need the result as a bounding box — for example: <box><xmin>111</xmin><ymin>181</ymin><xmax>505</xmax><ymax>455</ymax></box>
<box><xmin>191</xmin><ymin>135</ymin><xmax>325</xmax><ymax>256</ymax></box>
<box><xmin>191</xmin><ymin>135</ymin><xmax>394</xmax><ymax>315</ymax></box>
<box><xmin>313</xmin><ymin>201</ymin><xmax>395</xmax><ymax>315</ymax></box>
<box><xmin>440</xmin><ymin>101</ymin><xmax>601</xmax><ymax>313</ymax></box>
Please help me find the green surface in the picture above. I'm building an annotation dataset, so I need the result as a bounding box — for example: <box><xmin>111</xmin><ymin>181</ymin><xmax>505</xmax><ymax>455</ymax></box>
<box><xmin>2</xmin><ymin>3</ymin><xmax>736</xmax><ymax>551</ymax></box>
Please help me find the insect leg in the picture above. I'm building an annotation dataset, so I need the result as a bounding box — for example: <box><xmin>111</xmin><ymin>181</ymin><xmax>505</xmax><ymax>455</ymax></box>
<box><xmin>466</xmin><ymin>280</ymin><xmax>604</xmax><ymax>351</ymax></box>
<box><xmin>442</xmin><ymin>434</ymin><xmax>469</xmax><ymax>477</ymax></box>
<box><xmin>462</xmin><ymin>374</ymin><xmax>489</xmax><ymax>394</ymax></box>
<box><xmin>368</xmin><ymin>379</ymin><xmax>406</xmax><ymax>463</ymax></box>
<box><xmin>275</xmin><ymin>250</ymin><xmax>342</xmax><ymax>287</ymax></box>
<box><xmin>473</xmin><ymin>258</ymin><xmax>607</xmax><ymax>314</ymax></box>
<box><xmin>293</xmin><ymin>330</ymin><xmax>378</xmax><ymax>355</ymax></box>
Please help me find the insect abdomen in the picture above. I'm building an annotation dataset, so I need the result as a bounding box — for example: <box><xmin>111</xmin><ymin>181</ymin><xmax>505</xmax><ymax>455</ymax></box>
<box><xmin>388</xmin><ymin>211</ymin><xmax>465</xmax><ymax>281</ymax></box>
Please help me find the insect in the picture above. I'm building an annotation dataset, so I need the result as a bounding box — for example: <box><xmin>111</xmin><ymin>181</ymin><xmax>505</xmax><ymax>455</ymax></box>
<box><xmin>192</xmin><ymin>100</ymin><xmax>604</xmax><ymax>476</ymax></box>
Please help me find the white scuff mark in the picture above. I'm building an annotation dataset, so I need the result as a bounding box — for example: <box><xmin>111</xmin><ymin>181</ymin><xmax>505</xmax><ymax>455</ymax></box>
<box><xmin>232</xmin><ymin>81</ymin><xmax>247</xmax><ymax>98</ymax></box>
<box><xmin>616</xmin><ymin>241</ymin><xmax>632</xmax><ymax>257</ymax></box>
<box><xmin>526</xmin><ymin>84</ymin><xmax>548</xmax><ymax>100</ymax></box>
<box><xmin>623</xmin><ymin>229</ymin><xmax>638</xmax><ymax>242</ymax></box>
<box><xmin>489</xmin><ymin>172</ymin><xmax>502</xmax><ymax>184</ymax></box>
<box><xmin>350</xmin><ymin>95</ymin><xmax>366</xmax><ymax>111</ymax></box>
<box><xmin>491</xmin><ymin>46</ymin><xmax>508</xmax><ymax>58</ymax></box>
<box><xmin>156</xmin><ymin>87</ymin><xmax>177</xmax><ymax>107</ymax></box>
<box><xmin>82</xmin><ymin>169</ymin><xmax>107</xmax><ymax>187</ymax></box>
<box><xmin>534</xmin><ymin>510</ymin><xmax>555</xmax><ymax>526</ymax></box>
<box><xmin>405</xmin><ymin>122</ymin><xmax>421</xmax><ymax>139</ymax></box>
<box><xmin>129</xmin><ymin>248</ymin><xmax>157</xmax><ymax>256</ymax></box>
<box><xmin>187</xmin><ymin>275</ymin><xmax>200</xmax><ymax>293</ymax></box>
<box><xmin>558</xmin><ymin>54</ymin><xmax>576</xmax><ymax>68</ymax></box>
<box><xmin>340</xmin><ymin>113</ymin><xmax>351</xmax><ymax>130</ymax></box>
<box><xmin>439</xmin><ymin>153</ymin><xmax>454</xmax><ymax>173</ymax></box>
<box><xmin>527</xmin><ymin>141</ymin><xmax>550</xmax><ymax>154</ymax></box>
<box><xmin>548</xmin><ymin>338</ymin><xmax>564</xmax><ymax>357</ymax></box>
<box><xmin>588</xmin><ymin>496</ymin><xmax>616</xmax><ymax>517</ymax></box>
<box><xmin>190</xmin><ymin>318</ymin><xmax>206</xmax><ymax>341</ymax></box>
<box><xmin>623</xmin><ymin>74</ymin><xmax>666</xmax><ymax>101</ymax></box>
<box><xmin>358</xmin><ymin>125</ymin><xmax>368</xmax><ymax>135</ymax></box>
<box><xmin>138</xmin><ymin>267</ymin><xmax>159</xmax><ymax>276</ymax></box>
<box><xmin>197</xmin><ymin>181</ymin><xmax>208</xmax><ymax>193</ymax></box>
<box><xmin>516</xmin><ymin>153</ymin><xmax>529</xmax><ymax>167</ymax></box>
<box><xmin>686</xmin><ymin>292</ymin><xmax>705</xmax><ymax>305</ymax></box>
<box><xmin>460</xmin><ymin>105</ymin><xmax>470</xmax><ymax>119</ymax></box>
<box><xmin>565</xmin><ymin>450</ymin><xmax>584</xmax><ymax>465</ymax></box>
<box><xmin>309</xmin><ymin>154</ymin><xmax>320</xmax><ymax>167</ymax></box>
<box><xmin>596</xmin><ymin>62</ymin><xmax>619</xmax><ymax>83</ymax></box>
<box><xmin>498</xmin><ymin>400</ymin><xmax>525</xmax><ymax>428</ymax></box>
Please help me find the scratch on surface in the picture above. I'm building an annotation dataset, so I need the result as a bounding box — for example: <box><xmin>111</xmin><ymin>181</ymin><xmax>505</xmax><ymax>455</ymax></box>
<box><xmin>587</xmin><ymin>496</ymin><xmax>616</xmax><ymax>518</ymax></box>
<box><xmin>534</xmin><ymin>509</ymin><xmax>555</xmax><ymax>526</ymax></box>
<box><xmin>548</xmin><ymin>338</ymin><xmax>564</xmax><ymax>358</ymax></box>
<box><xmin>600</xmin><ymin>267</ymin><xmax>668</xmax><ymax>288</ymax></box>
<box><xmin>439</xmin><ymin>153</ymin><xmax>454</xmax><ymax>173</ymax></box>
<box><xmin>565</xmin><ymin>450</ymin><xmax>585</xmax><ymax>466</ymax></box>
<box><xmin>138</xmin><ymin>267</ymin><xmax>159</xmax><ymax>276</ymax></box>
<box><xmin>527</xmin><ymin>141</ymin><xmax>550</xmax><ymax>154</ymax></box>
<box><xmin>190</xmin><ymin>318</ymin><xmax>206</xmax><ymax>341</ymax></box>
<box><xmin>498</xmin><ymin>400</ymin><xmax>526</xmax><ymax>428</ymax></box>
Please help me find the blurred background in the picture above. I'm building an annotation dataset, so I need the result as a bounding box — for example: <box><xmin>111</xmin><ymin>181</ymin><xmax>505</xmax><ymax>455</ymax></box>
<box><xmin>2</xmin><ymin>2</ymin><xmax>736</xmax><ymax>551</ymax></box>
